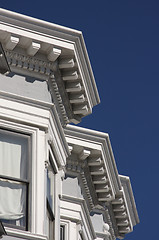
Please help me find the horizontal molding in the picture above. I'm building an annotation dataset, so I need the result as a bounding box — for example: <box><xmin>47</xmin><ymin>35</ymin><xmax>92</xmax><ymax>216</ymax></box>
<box><xmin>60</xmin><ymin>195</ymin><xmax>96</xmax><ymax>240</ymax></box>
<box><xmin>5</xmin><ymin>227</ymin><xmax>48</xmax><ymax>240</ymax></box>
<box><xmin>5</xmin><ymin>50</ymin><xmax>55</xmax><ymax>78</ymax></box>
<box><xmin>0</xmin><ymin>90</ymin><xmax>69</xmax><ymax>166</ymax></box>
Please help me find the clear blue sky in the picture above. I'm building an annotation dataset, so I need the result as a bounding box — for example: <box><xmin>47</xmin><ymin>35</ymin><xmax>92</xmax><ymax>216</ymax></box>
<box><xmin>1</xmin><ymin>1</ymin><xmax>158</xmax><ymax>239</ymax></box>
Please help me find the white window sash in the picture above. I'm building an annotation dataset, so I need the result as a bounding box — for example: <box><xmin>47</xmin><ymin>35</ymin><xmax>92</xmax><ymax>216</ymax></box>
<box><xmin>0</xmin><ymin>131</ymin><xmax>28</xmax><ymax>221</ymax></box>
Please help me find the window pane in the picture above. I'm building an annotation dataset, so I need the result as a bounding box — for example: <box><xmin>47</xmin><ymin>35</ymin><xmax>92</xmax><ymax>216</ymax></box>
<box><xmin>0</xmin><ymin>130</ymin><xmax>29</xmax><ymax>229</ymax></box>
<box><xmin>47</xmin><ymin>159</ymin><xmax>55</xmax><ymax>215</ymax></box>
<box><xmin>0</xmin><ymin>178</ymin><xmax>27</xmax><ymax>227</ymax></box>
<box><xmin>0</xmin><ymin>130</ymin><xmax>28</xmax><ymax>180</ymax></box>
<box><xmin>46</xmin><ymin>209</ymin><xmax>54</xmax><ymax>240</ymax></box>
<box><xmin>47</xmin><ymin>170</ymin><xmax>53</xmax><ymax>209</ymax></box>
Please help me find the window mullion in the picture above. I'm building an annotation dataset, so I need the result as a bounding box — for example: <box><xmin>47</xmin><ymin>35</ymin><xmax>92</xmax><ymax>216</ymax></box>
<box><xmin>0</xmin><ymin>175</ymin><xmax>29</xmax><ymax>184</ymax></box>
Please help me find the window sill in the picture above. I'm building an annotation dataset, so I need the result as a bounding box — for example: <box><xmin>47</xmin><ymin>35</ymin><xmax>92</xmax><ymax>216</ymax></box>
<box><xmin>5</xmin><ymin>227</ymin><xmax>47</xmax><ymax>240</ymax></box>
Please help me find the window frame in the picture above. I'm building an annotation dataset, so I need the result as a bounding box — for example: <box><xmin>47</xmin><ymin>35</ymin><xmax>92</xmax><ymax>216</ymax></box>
<box><xmin>60</xmin><ymin>225</ymin><xmax>65</xmax><ymax>240</ymax></box>
<box><xmin>60</xmin><ymin>221</ymin><xmax>69</xmax><ymax>240</ymax></box>
<box><xmin>0</xmin><ymin>128</ymin><xmax>31</xmax><ymax>231</ymax></box>
<box><xmin>46</xmin><ymin>153</ymin><xmax>56</xmax><ymax>220</ymax></box>
<box><xmin>0</xmin><ymin>121</ymin><xmax>41</xmax><ymax>236</ymax></box>
<box><xmin>0</xmin><ymin>91</ymin><xmax>68</xmax><ymax>239</ymax></box>
<box><xmin>45</xmin><ymin>146</ymin><xmax>58</xmax><ymax>239</ymax></box>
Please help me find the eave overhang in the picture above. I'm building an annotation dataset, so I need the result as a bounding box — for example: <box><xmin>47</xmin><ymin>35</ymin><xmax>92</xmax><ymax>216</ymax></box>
<box><xmin>64</xmin><ymin>125</ymin><xmax>139</xmax><ymax>239</ymax></box>
<box><xmin>64</xmin><ymin>125</ymin><xmax>122</xmax><ymax>207</ymax></box>
<box><xmin>119</xmin><ymin>175</ymin><xmax>139</xmax><ymax>225</ymax></box>
<box><xmin>108</xmin><ymin>175</ymin><xmax>139</xmax><ymax>239</ymax></box>
<box><xmin>0</xmin><ymin>8</ymin><xmax>100</xmax><ymax>125</ymax></box>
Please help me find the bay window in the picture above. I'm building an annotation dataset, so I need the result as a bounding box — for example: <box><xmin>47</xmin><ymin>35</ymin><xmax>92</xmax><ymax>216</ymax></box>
<box><xmin>0</xmin><ymin>129</ymin><xmax>30</xmax><ymax>230</ymax></box>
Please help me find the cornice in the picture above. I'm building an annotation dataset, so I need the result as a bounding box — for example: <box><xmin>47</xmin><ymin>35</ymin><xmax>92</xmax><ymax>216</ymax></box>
<box><xmin>0</xmin><ymin>8</ymin><xmax>82</xmax><ymax>40</ymax></box>
<box><xmin>64</xmin><ymin>125</ymin><xmax>122</xmax><ymax>208</ymax></box>
<box><xmin>64</xmin><ymin>125</ymin><xmax>139</xmax><ymax>239</ymax></box>
<box><xmin>0</xmin><ymin>8</ymin><xmax>100</xmax><ymax>125</ymax></box>
<box><xmin>109</xmin><ymin>175</ymin><xmax>139</xmax><ymax>239</ymax></box>
<box><xmin>64</xmin><ymin>125</ymin><xmax>121</xmax><ymax>214</ymax></box>
<box><xmin>110</xmin><ymin>190</ymin><xmax>133</xmax><ymax>239</ymax></box>
<box><xmin>119</xmin><ymin>175</ymin><xmax>139</xmax><ymax>226</ymax></box>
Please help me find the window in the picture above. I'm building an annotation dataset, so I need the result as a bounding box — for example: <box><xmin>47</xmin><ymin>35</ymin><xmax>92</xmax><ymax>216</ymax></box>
<box><xmin>46</xmin><ymin>152</ymin><xmax>56</xmax><ymax>239</ymax></box>
<box><xmin>0</xmin><ymin>129</ymin><xmax>30</xmax><ymax>230</ymax></box>
<box><xmin>60</xmin><ymin>225</ymin><xmax>65</xmax><ymax>240</ymax></box>
<box><xmin>46</xmin><ymin>206</ymin><xmax>54</xmax><ymax>240</ymax></box>
<box><xmin>47</xmin><ymin>167</ymin><xmax>54</xmax><ymax>218</ymax></box>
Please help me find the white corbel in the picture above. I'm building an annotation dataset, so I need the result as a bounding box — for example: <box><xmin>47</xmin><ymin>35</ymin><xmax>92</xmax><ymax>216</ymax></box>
<box><xmin>5</xmin><ymin>35</ymin><xmax>19</xmax><ymax>50</ymax></box>
<box><xmin>69</xmin><ymin>93</ymin><xmax>85</xmax><ymax>103</ymax></box>
<box><xmin>118</xmin><ymin>226</ymin><xmax>131</xmax><ymax>234</ymax></box>
<box><xmin>95</xmin><ymin>184</ymin><xmax>110</xmax><ymax>193</ymax></box>
<box><xmin>62</xmin><ymin>71</ymin><xmax>79</xmax><ymax>81</ymax></box>
<box><xmin>98</xmin><ymin>193</ymin><xmax>112</xmax><ymax>201</ymax></box>
<box><xmin>90</xmin><ymin>166</ymin><xmax>105</xmax><ymax>175</ymax></box>
<box><xmin>88</xmin><ymin>156</ymin><xmax>102</xmax><ymax>166</ymax></box>
<box><xmin>73</xmin><ymin>104</ymin><xmax>88</xmax><ymax>115</ymax></box>
<box><xmin>112</xmin><ymin>197</ymin><xmax>123</xmax><ymax>205</ymax></box>
<box><xmin>79</xmin><ymin>149</ymin><xmax>91</xmax><ymax>160</ymax></box>
<box><xmin>27</xmin><ymin>41</ymin><xmax>40</xmax><ymax>56</ymax></box>
<box><xmin>114</xmin><ymin>211</ymin><xmax>127</xmax><ymax>218</ymax></box>
<box><xmin>66</xmin><ymin>81</ymin><xmax>82</xmax><ymax>92</ymax></box>
<box><xmin>47</xmin><ymin>47</ymin><xmax>61</xmax><ymax>62</ymax></box>
<box><xmin>117</xmin><ymin>219</ymin><xmax>129</xmax><ymax>226</ymax></box>
<box><xmin>59</xmin><ymin>58</ymin><xmax>75</xmax><ymax>69</ymax></box>
<box><xmin>92</xmin><ymin>175</ymin><xmax>108</xmax><ymax>184</ymax></box>
<box><xmin>113</xmin><ymin>204</ymin><xmax>126</xmax><ymax>212</ymax></box>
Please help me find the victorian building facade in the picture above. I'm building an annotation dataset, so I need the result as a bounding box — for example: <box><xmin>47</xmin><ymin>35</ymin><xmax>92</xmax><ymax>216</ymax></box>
<box><xmin>0</xmin><ymin>8</ymin><xmax>139</xmax><ymax>240</ymax></box>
